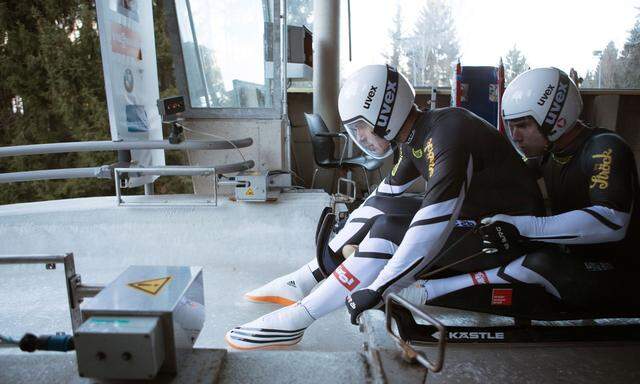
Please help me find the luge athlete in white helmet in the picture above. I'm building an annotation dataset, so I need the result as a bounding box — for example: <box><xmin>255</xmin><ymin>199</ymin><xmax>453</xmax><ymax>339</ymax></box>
<box><xmin>476</xmin><ymin>68</ymin><xmax>640</xmax><ymax>310</ymax></box>
<box><xmin>225</xmin><ymin>65</ymin><xmax>548</xmax><ymax>350</ymax></box>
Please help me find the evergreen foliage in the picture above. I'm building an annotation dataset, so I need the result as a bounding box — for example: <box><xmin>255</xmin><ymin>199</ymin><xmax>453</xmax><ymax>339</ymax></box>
<box><xmin>504</xmin><ymin>46</ymin><xmax>529</xmax><ymax>84</ymax></box>
<box><xmin>0</xmin><ymin>0</ymin><xmax>190</xmax><ymax>205</ymax></box>
<box><xmin>618</xmin><ymin>18</ymin><xmax>640</xmax><ymax>88</ymax></box>
<box><xmin>383</xmin><ymin>4</ymin><xmax>404</xmax><ymax>71</ymax></box>
<box><xmin>587</xmin><ymin>10</ymin><xmax>640</xmax><ymax>89</ymax></box>
<box><xmin>404</xmin><ymin>0</ymin><xmax>459</xmax><ymax>87</ymax></box>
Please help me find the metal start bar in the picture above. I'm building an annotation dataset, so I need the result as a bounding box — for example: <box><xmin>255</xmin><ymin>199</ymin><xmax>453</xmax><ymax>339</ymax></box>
<box><xmin>113</xmin><ymin>161</ymin><xmax>255</xmax><ymax>206</ymax></box>
<box><xmin>0</xmin><ymin>138</ymin><xmax>253</xmax><ymax>158</ymax></box>
<box><xmin>115</xmin><ymin>166</ymin><xmax>217</xmax><ymax>207</ymax></box>
<box><xmin>0</xmin><ymin>253</ymin><xmax>103</xmax><ymax>332</ymax></box>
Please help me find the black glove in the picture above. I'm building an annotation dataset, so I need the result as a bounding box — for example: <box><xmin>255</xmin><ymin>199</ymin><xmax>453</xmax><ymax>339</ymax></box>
<box><xmin>477</xmin><ymin>220</ymin><xmax>524</xmax><ymax>254</ymax></box>
<box><xmin>345</xmin><ymin>289</ymin><xmax>383</xmax><ymax>325</ymax></box>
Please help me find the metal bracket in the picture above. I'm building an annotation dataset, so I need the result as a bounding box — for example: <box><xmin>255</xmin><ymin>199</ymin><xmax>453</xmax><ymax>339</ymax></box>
<box><xmin>114</xmin><ymin>166</ymin><xmax>218</xmax><ymax>206</ymax></box>
<box><xmin>336</xmin><ymin>177</ymin><xmax>356</xmax><ymax>203</ymax></box>
<box><xmin>385</xmin><ymin>293</ymin><xmax>447</xmax><ymax>373</ymax></box>
<box><xmin>0</xmin><ymin>253</ymin><xmax>95</xmax><ymax>333</ymax></box>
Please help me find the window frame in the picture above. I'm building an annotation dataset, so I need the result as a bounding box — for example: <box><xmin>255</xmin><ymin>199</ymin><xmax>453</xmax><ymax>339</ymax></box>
<box><xmin>163</xmin><ymin>0</ymin><xmax>283</xmax><ymax>119</ymax></box>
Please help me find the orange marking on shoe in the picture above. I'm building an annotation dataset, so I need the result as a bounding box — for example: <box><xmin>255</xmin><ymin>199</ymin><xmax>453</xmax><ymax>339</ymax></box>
<box><xmin>244</xmin><ymin>294</ymin><xmax>296</xmax><ymax>306</ymax></box>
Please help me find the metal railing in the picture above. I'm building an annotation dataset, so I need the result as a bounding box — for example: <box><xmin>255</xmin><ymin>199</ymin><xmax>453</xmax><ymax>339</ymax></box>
<box><xmin>0</xmin><ymin>138</ymin><xmax>253</xmax><ymax>158</ymax></box>
<box><xmin>0</xmin><ymin>138</ymin><xmax>254</xmax><ymax>185</ymax></box>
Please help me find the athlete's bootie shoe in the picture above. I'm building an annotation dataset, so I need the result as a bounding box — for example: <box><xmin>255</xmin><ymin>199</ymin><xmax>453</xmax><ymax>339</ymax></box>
<box><xmin>244</xmin><ymin>264</ymin><xmax>317</xmax><ymax>306</ymax></box>
<box><xmin>225</xmin><ymin>303</ymin><xmax>315</xmax><ymax>350</ymax></box>
<box><xmin>399</xmin><ymin>280</ymin><xmax>429</xmax><ymax>306</ymax></box>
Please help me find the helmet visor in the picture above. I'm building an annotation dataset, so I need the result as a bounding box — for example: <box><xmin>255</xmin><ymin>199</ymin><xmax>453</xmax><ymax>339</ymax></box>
<box><xmin>504</xmin><ymin>118</ymin><xmax>527</xmax><ymax>158</ymax></box>
<box><xmin>344</xmin><ymin>118</ymin><xmax>393</xmax><ymax>159</ymax></box>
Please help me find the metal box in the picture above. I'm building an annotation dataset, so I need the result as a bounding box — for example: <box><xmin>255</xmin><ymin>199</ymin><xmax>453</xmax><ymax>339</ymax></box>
<box><xmin>235</xmin><ymin>171</ymin><xmax>268</xmax><ymax>201</ymax></box>
<box><xmin>234</xmin><ymin>171</ymin><xmax>289</xmax><ymax>201</ymax></box>
<box><xmin>80</xmin><ymin>266</ymin><xmax>205</xmax><ymax>375</ymax></box>
<box><xmin>75</xmin><ymin>316</ymin><xmax>164</xmax><ymax>380</ymax></box>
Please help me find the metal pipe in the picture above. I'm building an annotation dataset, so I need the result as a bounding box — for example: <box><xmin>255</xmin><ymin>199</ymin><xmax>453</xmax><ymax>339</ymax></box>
<box><xmin>0</xmin><ymin>167</ymin><xmax>108</xmax><ymax>184</ymax></box>
<box><xmin>118</xmin><ymin>166</ymin><xmax>217</xmax><ymax>177</ymax></box>
<box><xmin>0</xmin><ymin>160</ymin><xmax>254</xmax><ymax>184</ymax></box>
<box><xmin>185</xmin><ymin>0</ymin><xmax>213</xmax><ymax>107</ymax></box>
<box><xmin>0</xmin><ymin>255</ymin><xmax>68</xmax><ymax>264</ymax></box>
<box><xmin>281</xmin><ymin>0</ymin><xmax>291</xmax><ymax>173</ymax></box>
<box><xmin>0</xmin><ymin>138</ymin><xmax>253</xmax><ymax>158</ymax></box>
<box><xmin>0</xmin><ymin>334</ymin><xmax>19</xmax><ymax>349</ymax></box>
<box><xmin>312</xmin><ymin>0</ymin><xmax>340</xmax><ymax>131</ymax></box>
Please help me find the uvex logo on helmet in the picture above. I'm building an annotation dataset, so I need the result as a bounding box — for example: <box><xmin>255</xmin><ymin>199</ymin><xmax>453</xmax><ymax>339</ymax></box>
<box><xmin>537</xmin><ymin>84</ymin><xmax>555</xmax><ymax>106</ymax></box>
<box><xmin>363</xmin><ymin>86</ymin><xmax>377</xmax><ymax>109</ymax></box>
<box><xmin>542</xmin><ymin>73</ymin><xmax>570</xmax><ymax>134</ymax></box>
<box><xmin>374</xmin><ymin>65</ymin><xmax>399</xmax><ymax>136</ymax></box>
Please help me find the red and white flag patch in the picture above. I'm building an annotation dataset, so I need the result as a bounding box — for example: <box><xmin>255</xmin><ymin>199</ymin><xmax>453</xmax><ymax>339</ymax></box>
<box><xmin>333</xmin><ymin>265</ymin><xmax>360</xmax><ymax>291</ymax></box>
<box><xmin>470</xmin><ymin>271</ymin><xmax>489</xmax><ymax>285</ymax></box>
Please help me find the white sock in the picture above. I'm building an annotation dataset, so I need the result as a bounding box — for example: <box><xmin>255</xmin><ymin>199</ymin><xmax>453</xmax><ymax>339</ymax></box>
<box><xmin>301</xmin><ymin>252</ymin><xmax>388</xmax><ymax>319</ymax></box>
<box><xmin>423</xmin><ymin>267</ymin><xmax>509</xmax><ymax>301</ymax></box>
<box><xmin>297</xmin><ymin>257</ymin><xmax>322</xmax><ymax>294</ymax></box>
<box><xmin>245</xmin><ymin>257</ymin><xmax>322</xmax><ymax>305</ymax></box>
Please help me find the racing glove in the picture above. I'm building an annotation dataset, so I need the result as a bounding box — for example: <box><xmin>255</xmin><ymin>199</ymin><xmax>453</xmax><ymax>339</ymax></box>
<box><xmin>478</xmin><ymin>217</ymin><xmax>525</xmax><ymax>254</ymax></box>
<box><xmin>345</xmin><ymin>289</ymin><xmax>383</xmax><ymax>325</ymax></box>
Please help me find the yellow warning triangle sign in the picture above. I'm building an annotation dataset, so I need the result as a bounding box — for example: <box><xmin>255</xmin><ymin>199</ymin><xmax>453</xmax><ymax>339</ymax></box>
<box><xmin>246</xmin><ymin>187</ymin><xmax>255</xmax><ymax>196</ymax></box>
<box><xmin>128</xmin><ymin>276</ymin><xmax>172</xmax><ymax>295</ymax></box>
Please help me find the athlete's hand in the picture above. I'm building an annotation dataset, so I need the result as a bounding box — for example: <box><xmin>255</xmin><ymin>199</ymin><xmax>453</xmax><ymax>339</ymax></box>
<box><xmin>345</xmin><ymin>289</ymin><xmax>383</xmax><ymax>325</ymax></box>
<box><xmin>478</xmin><ymin>216</ymin><xmax>524</xmax><ymax>253</ymax></box>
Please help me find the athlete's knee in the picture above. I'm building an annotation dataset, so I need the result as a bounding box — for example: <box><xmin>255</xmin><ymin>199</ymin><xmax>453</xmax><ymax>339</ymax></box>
<box><xmin>369</xmin><ymin>214</ymin><xmax>410</xmax><ymax>244</ymax></box>
<box><xmin>504</xmin><ymin>248</ymin><xmax>569</xmax><ymax>298</ymax></box>
<box><xmin>521</xmin><ymin>249</ymin><xmax>557</xmax><ymax>272</ymax></box>
<box><xmin>521</xmin><ymin>246</ymin><xmax>579</xmax><ymax>274</ymax></box>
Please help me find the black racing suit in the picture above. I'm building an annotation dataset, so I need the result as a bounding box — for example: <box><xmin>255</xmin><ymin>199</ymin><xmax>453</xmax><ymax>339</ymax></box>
<box><xmin>327</xmin><ymin>107</ymin><xmax>545</xmax><ymax>295</ymax></box>
<box><xmin>512</xmin><ymin>125</ymin><xmax>640</xmax><ymax>311</ymax></box>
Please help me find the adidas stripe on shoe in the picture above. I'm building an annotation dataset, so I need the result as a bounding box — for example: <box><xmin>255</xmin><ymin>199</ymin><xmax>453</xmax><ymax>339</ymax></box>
<box><xmin>225</xmin><ymin>327</ymin><xmax>306</xmax><ymax>350</ymax></box>
<box><xmin>225</xmin><ymin>304</ymin><xmax>315</xmax><ymax>350</ymax></box>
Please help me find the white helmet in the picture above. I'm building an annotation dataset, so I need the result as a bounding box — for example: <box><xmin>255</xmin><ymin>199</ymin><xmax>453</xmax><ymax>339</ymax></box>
<box><xmin>502</xmin><ymin>67</ymin><xmax>583</xmax><ymax>142</ymax></box>
<box><xmin>338</xmin><ymin>65</ymin><xmax>415</xmax><ymax>159</ymax></box>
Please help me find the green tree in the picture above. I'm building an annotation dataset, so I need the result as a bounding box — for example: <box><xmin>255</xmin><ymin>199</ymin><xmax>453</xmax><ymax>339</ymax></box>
<box><xmin>504</xmin><ymin>45</ymin><xmax>528</xmax><ymax>84</ymax></box>
<box><xmin>383</xmin><ymin>4</ymin><xmax>404</xmax><ymax>71</ymax></box>
<box><xmin>0</xmin><ymin>0</ymin><xmax>191</xmax><ymax>204</ymax></box>
<box><xmin>618</xmin><ymin>15</ymin><xmax>640</xmax><ymax>88</ymax></box>
<box><xmin>595</xmin><ymin>41</ymin><xmax>620</xmax><ymax>88</ymax></box>
<box><xmin>582</xmin><ymin>70</ymin><xmax>598</xmax><ymax>88</ymax></box>
<box><xmin>200</xmin><ymin>44</ymin><xmax>233</xmax><ymax>107</ymax></box>
<box><xmin>0</xmin><ymin>1</ymin><xmax>113</xmax><ymax>204</ymax></box>
<box><xmin>404</xmin><ymin>0</ymin><xmax>459</xmax><ymax>87</ymax></box>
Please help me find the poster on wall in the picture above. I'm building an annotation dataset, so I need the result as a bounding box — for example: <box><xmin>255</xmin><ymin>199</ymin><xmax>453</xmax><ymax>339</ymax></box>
<box><xmin>96</xmin><ymin>0</ymin><xmax>165</xmax><ymax>187</ymax></box>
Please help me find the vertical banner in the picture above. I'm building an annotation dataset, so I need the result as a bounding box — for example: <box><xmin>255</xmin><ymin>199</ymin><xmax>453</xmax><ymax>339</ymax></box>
<box><xmin>96</xmin><ymin>0</ymin><xmax>165</xmax><ymax>187</ymax></box>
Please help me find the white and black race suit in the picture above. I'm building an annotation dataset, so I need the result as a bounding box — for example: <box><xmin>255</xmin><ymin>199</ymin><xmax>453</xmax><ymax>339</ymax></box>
<box><xmin>508</xmin><ymin>125</ymin><xmax>640</xmax><ymax>310</ymax></box>
<box><xmin>328</xmin><ymin>107</ymin><xmax>545</xmax><ymax>297</ymax></box>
